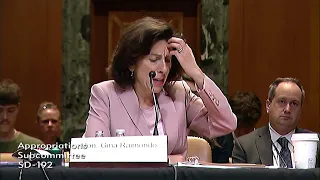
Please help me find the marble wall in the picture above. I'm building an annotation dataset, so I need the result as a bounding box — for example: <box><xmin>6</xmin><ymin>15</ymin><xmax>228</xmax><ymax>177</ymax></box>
<box><xmin>62</xmin><ymin>0</ymin><xmax>90</xmax><ymax>141</ymax></box>
<box><xmin>200</xmin><ymin>0</ymin><xmax>229</xmax><ymax>95</ymax></box>
<box><xmin>61</xmin><ymin>0</ymin><xmax>229</xmax><ymax>141</ymax></box>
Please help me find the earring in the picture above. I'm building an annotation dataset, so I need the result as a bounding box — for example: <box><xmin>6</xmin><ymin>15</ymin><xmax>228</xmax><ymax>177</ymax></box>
<box><xmin>131</xmin><ymin>71</ymin><xmax>134</xmax><ymax>78</ymax></box>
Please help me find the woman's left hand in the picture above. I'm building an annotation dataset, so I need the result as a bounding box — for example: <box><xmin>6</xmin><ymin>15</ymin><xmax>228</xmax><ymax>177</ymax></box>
<box><xmin>168</xmin><ymin>37</ymin><xmax>204</xmax><ymax>88</ymax></box>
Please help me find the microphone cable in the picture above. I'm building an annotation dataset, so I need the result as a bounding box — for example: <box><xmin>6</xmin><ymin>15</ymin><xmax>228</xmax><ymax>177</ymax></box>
<box><xmin>18</xmin><ymin>162</ymin><xmax>50</xmax><ymax>180</ymax></box>
<box><xmin>169</xmin><ymin>164</ymin><xmax>178</xmax><ymax>180</ymax></box>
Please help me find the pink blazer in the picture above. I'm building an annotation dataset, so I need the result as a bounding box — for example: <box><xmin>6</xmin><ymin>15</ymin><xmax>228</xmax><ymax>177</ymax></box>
<box><xmin>83</xmin><ymin>75</ymin><xmax>237</xmax><ymax>157</ymax></box>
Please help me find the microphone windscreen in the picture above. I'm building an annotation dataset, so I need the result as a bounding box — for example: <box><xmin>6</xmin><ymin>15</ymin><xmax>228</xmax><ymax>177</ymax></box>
<box><xmin>34</xmin><ymin>149</ymin><xmax>52</xmax><ymax>156</ymax></box>
<box><xmin>149</xmin><ymin>71</ymin><xmax>156</xmax><ymax>78</ymax></box>
<box><xmin>12</xmin><ymin>148</ymin><xmax>40</xmax><ymax>163</ymax></box>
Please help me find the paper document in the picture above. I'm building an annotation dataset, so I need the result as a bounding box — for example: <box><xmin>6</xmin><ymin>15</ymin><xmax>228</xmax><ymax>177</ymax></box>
<box><xmin>175</xmin><ymin>162</ymin><xmax>268</xmax><ymax>169</ymax></box>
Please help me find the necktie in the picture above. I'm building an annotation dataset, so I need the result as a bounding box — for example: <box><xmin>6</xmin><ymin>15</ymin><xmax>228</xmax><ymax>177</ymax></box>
<box><xmin>277</xmin><ymin>137</ymin><xmax>293</xmax><ymax>168</ymax></box>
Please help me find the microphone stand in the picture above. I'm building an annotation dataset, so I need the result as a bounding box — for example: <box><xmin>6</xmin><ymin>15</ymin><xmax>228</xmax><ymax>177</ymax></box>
<box><xmin>13</xmin><ymin>149</ymin><xmax>51</xmax><ymax>180</ymax></box>
<box><xmin>18</xmin><ymin>160</ymin><xmax>24</xmax><ymax>180</ymax></box>
<box><xmin>149</xmin><ymin>71</ymin><xmax>160</xmax><ymax>135</ymax></box>
<box><xmin>40</xmin><ymin>165</ymin><xmax>50</xmax><ymax>180</ymax></box>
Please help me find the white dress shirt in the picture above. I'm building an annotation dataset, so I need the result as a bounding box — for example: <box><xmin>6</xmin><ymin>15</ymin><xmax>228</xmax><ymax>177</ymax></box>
<box><xmin>269</xmin><ymin>123</ymin><xmax>295</xmax><ymax>168</ymax></box>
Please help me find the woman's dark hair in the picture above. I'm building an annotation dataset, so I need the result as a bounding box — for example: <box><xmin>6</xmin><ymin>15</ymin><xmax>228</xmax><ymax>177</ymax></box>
<box><xmin>229</xmin><ymin>91</ymin><xmax>262</xmax><ymax>128</ymax></box>
<box><xmin>110</xmin><ymin>17</ymin><xmax>183</xmax><ymax>88</ymax></box>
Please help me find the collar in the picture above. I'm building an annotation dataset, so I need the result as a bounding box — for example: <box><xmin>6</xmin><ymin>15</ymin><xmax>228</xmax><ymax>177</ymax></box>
<box><xmin>0</xmin><ymin>129</ymin><xmax>20</xmax><ymax>142</ymax></box>
<box><xmin>268</xmin><ymin>123</ymin><xmax>295</xmax><ymax>144</ymax></box>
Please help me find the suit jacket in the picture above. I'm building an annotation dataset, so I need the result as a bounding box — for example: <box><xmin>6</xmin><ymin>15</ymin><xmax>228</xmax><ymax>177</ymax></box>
<box><xmin>83</xmin><ymin>75</ymin><xmax>237</xmax><ymax>157</ymax></box>
<box><xmin>212</xmin><ymin>133</ymin><xmax>234</xmax><ymax>163</ymax></box>
<box><xmin>232</xmin><ymin>126</ymin><xmax>320</xmax><ymax>167</ymax></box>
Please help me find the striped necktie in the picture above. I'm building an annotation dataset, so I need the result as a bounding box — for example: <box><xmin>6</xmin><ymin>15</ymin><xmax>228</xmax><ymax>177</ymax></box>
<box><xmin>277</xmin><ymin>137</ymin><xmax>293</xmax><ymax>168</ymax></box>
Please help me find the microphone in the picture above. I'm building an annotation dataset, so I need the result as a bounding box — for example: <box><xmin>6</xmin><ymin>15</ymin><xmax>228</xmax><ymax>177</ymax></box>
<box><xmin>149</xmin><ymin>71</ymin><xmax>160</xmax><ymax>135</ymax></box>
<box><xmin>271</xmin><ymin>141</ymin><xmax>288</xmax><ymax>168</ymax></box>
<box><xmin>149</xmin><ymin>71</ymin><xmax>156</xmax><ymax>79</ymax></box>
<box><xmin>12</xmin><ymin>148</ymin><xmax>51</xmax><ymax>180</ymax></box>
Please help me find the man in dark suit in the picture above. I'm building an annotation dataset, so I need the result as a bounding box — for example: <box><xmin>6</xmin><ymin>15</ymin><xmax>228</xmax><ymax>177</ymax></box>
<box><xmin>232</xmin><ymin>77</ymin><xmax>320</xmax><ymax>168</ymax></box>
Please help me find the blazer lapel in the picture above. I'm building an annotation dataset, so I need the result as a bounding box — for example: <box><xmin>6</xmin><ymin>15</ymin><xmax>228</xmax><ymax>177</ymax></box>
<box><xmin>117</xmin><ymin>87</ymin><xmax>150</xmax><ymax>135</ymax></box>
<box><xmin>157</xmin><ymin>91</ymin><xmax>178</xmax><ymax>154</ymax></box>
<box><xmin>255</xmin><ymin>126</ymin><xmax>273</xmax><ymax>166</ymax></box>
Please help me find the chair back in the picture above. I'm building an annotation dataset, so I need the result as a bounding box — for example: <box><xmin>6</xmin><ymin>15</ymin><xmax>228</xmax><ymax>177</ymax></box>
<box><xmin>0</xmin><ymin>153</ymin><xmax>18</xmax><ymax>162</ymax></box>
<box><xmin>187</xmin><ymin>136</ymin><xmax>212</xmax><ymax>163</ymax></box>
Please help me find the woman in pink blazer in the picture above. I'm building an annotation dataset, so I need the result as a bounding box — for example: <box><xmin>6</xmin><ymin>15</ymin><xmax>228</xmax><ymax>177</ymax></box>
<box><xmin>83</xmin><ymin>17</ymin><xmax>237</xmax><ymax>162</ymax></box>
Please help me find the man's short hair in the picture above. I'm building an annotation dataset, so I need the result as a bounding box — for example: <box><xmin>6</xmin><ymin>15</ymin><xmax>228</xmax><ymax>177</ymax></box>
<box><xmin>229</xmin><ymin>91</ymin><xmax>262</xmax><ymax>128</ymax></box>
<box><xmin>37</xmin><ymin>102</ymin><xmax>60</xmax><ymax>120</ymax></box>
<box><xmin>268</xmin><ymin>77</ymin><xmax>305</xmax><ymax>106</ymax></box>
<box><xmin>0</xmin><ymin>79</ymin><xmax>21</xmax><ymax>105</ymax></box>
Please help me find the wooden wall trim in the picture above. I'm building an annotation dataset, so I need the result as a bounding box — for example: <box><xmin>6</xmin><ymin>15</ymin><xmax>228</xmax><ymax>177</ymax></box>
<box><xmin>228</xmin><ymin>0</ymin><xmax>320</xmax><ymax>132</ymax></box>
<box><xmin>228</xmin><ymin>0</ymin><xmax>244</xmax><ymax>93</ymax></box>
<box><xmin>0</xmin><ymin>0</ymin><xmax>62</xmax><ymax>138</ymax></box>
<box><xmin>90</xmin><ymin>0</ymin><xmax>201</xmax><ymax>86</ymax></box>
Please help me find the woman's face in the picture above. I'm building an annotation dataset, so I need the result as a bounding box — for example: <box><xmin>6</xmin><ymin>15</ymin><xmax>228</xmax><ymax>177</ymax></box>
<box><xmin>132</xmin><ymin>40</ymin><xmax>172</xmax><ymax>94</ymax></box>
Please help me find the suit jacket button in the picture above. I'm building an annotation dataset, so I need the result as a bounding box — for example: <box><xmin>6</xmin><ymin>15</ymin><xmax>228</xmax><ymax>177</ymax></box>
<box><xmin>214</xmin><ymin>100</ymin><xmax>219</xmax><ymax>106</ymax></box>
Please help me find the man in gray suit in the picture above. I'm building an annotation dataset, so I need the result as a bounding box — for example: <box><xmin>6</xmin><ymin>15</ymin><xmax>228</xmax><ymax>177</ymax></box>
<box><xmin>232</xmin><ymin>77</ymin><xmax>320</xmax><ymax>168</ymax></box>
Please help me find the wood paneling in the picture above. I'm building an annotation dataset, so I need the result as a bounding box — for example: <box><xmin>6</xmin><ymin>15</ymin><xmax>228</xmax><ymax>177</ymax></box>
<box><xmin>107</xmin><ymin>12</ymin><xmax>183</xmax><ymax>67</ymax></box>
<box><xmin>0</xmin><ymin>0</ymin><xmax>62</xmax><ymax>138</ymax></box>
<box><xmin>229</xmin><ymin>0</ymin><xmax>320</xmax><ymax>132</ymax></box>
<box><xmin>90</xmin><ymin>0</ymin><xmax>201</xmax><ymax>85</ymax></box>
